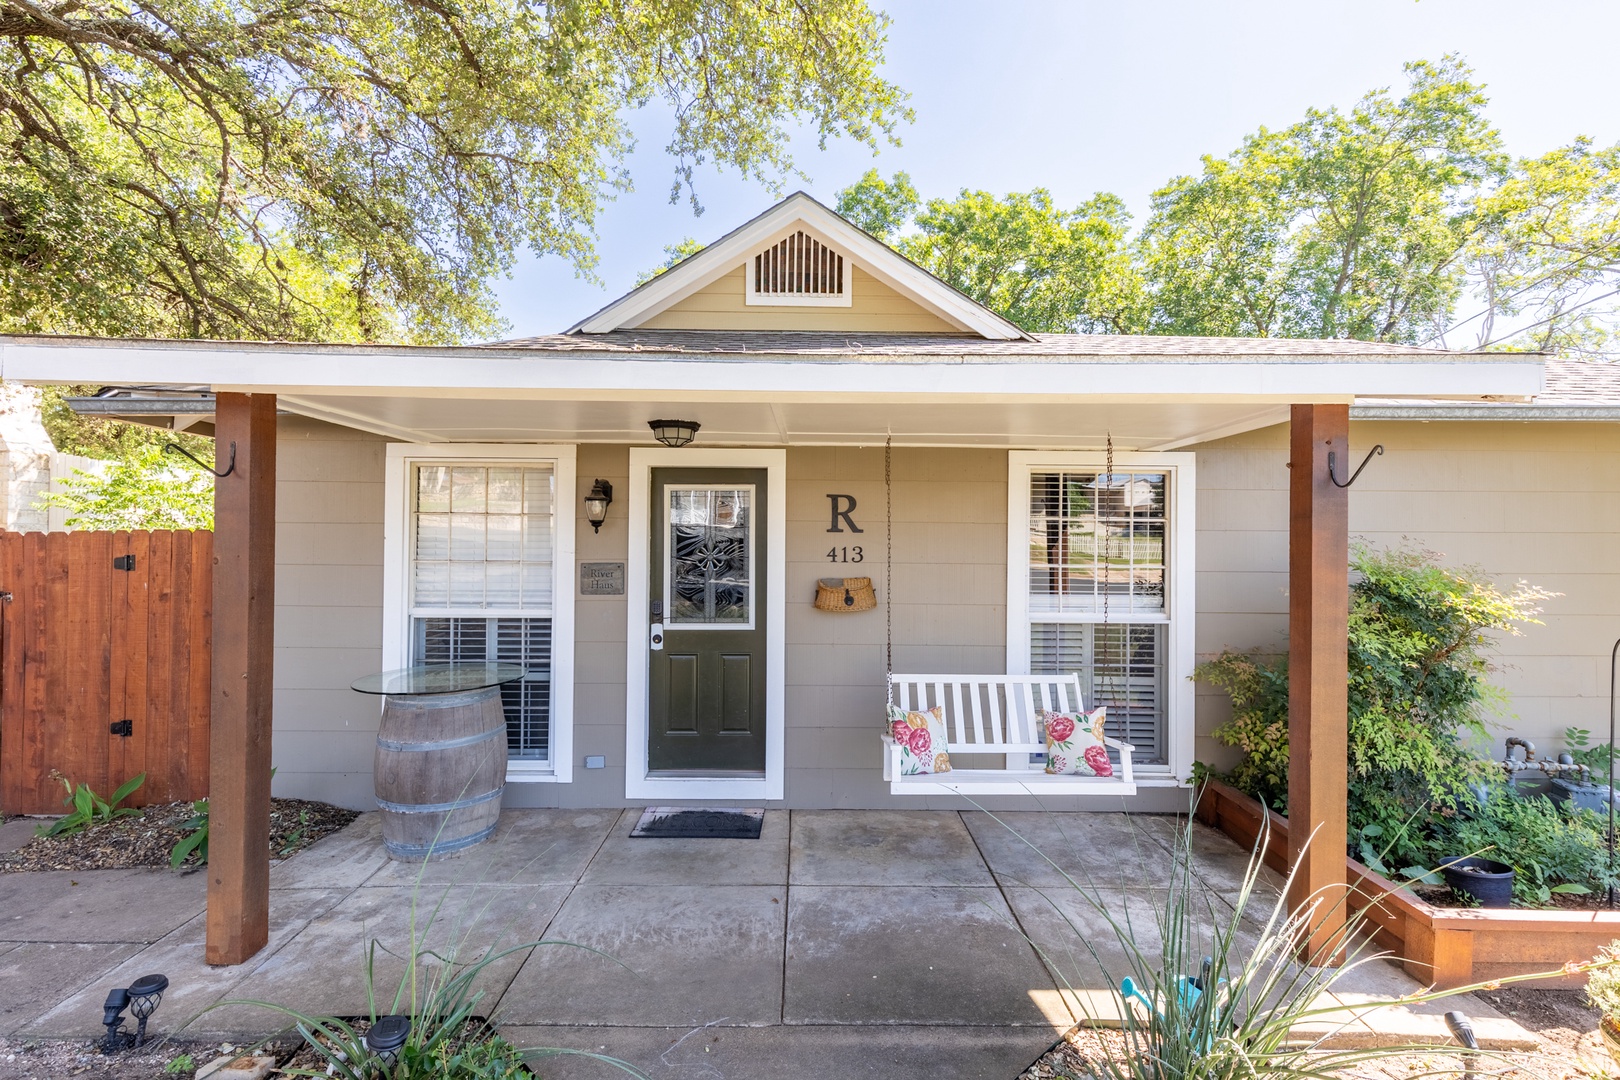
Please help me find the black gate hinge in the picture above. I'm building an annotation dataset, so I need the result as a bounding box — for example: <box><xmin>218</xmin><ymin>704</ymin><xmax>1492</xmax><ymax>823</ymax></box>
<box><xmin>109</xmin><ymin>720</ymin><xmax>133</xmax><ymax>737</ymax></box>
<box><xmin>113</xmin><ymin>555</ymin><xmax>136</xmax><ymax>572</ymax></box>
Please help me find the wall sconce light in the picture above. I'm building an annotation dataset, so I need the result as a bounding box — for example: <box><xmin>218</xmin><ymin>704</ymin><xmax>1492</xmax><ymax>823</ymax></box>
<box><xmin>366</xmin><ymin>1015</ymin><xmax>412</xmax><ymax>1067</ymax></box>
<box><xmin>584</xmin><ymin>479</ymin><xmax>614</xmax><ymax>533</ymax></box>
<box><xmin>648</xmin><ymin>419</ymin><xmax>700</xmax><ymax>448</ymax></box>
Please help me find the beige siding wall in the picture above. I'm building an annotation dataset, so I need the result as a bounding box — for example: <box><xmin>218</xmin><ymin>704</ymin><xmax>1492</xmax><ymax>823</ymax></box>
<box><xmin>271</xmin><ymin>415</ymin><xmax>388</xmax><ymax>808</ymax></box>
<box><xmin>270</xmin><ymin>417</ymin><xmax>1620</xmax><ymax>812</ymax></box>
<box><xmin>1190</xmin><ymin>420</ymin><xmax>1620</xmax><ymax>771</ymax></box>
<box><xmin>636</xmin><ymin>266</ymin><xmax>963</xmax><ymax>334</ymax></box>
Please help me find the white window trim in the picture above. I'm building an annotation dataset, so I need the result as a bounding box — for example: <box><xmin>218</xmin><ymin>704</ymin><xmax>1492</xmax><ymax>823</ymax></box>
<box><xmin>383</xmin><ymin>443</ymin><xmax>578</xmax><ymax>784</ymax></box>
<box><xmin>1006</xmin><ymin>451</ymin><xmax>1197</xmax><ymax>781</ymax></box>
<box><xmin>625</xmin><ymin>447</ymin><xmax>787</xmax><ymax>801</ymax></box>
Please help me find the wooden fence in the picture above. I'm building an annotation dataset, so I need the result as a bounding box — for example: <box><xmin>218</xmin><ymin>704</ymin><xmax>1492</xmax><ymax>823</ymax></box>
<box><xmin>0</xmin><ymin>530</ymin><xmax>212</xmax><ymax>815</ymax></box>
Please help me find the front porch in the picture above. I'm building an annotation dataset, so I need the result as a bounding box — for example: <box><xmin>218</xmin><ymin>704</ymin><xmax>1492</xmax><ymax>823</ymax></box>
<box><xmin>3</xmin><ymin>809</ymin><xmax>1531</xmax><ymax>1079</ymax></box>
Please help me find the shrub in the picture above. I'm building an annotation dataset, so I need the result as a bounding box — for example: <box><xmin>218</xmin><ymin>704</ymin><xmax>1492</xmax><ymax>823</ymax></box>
<box><xmin>1198</xmin><ymin>543</ymin><xmax>1553</xmax><ymax>873</ymax></box>
<box><xmin>1441</xmin><ymin>791</ymin><xmax>1620</xmax><ymax>903</ymax></box>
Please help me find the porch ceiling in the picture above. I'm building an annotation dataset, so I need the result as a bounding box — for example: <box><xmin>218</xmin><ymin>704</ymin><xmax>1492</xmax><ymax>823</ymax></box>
<box><xmin>276</xmin><ymin>391</ymin><xmax>1290</xmax><ymax>449</ymax></box>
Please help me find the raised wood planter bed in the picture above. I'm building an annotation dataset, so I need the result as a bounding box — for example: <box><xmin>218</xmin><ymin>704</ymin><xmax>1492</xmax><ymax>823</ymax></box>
<box><xmin>1195</xmin><ymin>777</ymin><xmax>1620</xmax><ymax>989</ymax></box>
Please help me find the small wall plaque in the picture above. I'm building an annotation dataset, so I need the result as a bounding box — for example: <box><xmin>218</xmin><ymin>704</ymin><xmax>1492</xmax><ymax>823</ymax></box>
<box><xmin>580</xmin><ymin>561</ymin><xmax>626</xmax><ymax>596</ymax></box>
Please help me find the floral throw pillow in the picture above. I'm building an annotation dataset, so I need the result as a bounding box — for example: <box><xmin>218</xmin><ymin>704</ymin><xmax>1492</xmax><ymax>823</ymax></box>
<box><xmin>1042</xmin><ymin>706</ymin><xmax>1112</xmax><ymax>777</ymax></box>
<box><xmin>887</xmin><ymin>705</ymin><xmax>953</xmax><ymax>775</ymax></box>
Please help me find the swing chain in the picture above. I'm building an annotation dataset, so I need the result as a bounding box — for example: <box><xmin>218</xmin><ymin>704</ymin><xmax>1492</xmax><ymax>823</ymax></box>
<box><xmin>885</xmin><ymin>433</ymin><xmax>894</xmax><ymax>708</ymax></box>
<box><xmin>1100</xmin><ymin>433</ymin><xmax>1113</xmax><ymax>707</ymax></box>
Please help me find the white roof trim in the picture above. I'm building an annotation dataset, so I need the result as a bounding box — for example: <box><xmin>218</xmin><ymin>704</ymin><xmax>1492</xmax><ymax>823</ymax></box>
<box><xmin>567</xmin><ymin>192</ymin><xmax>1032</xmax><ymax>340</ymax></box>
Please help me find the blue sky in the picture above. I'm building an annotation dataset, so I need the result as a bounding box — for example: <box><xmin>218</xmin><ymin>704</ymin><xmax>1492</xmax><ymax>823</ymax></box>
<box><xmin>493</xmin><ymin>0</ymin><xmax>1620</xmax><ymax>338</ymax></box>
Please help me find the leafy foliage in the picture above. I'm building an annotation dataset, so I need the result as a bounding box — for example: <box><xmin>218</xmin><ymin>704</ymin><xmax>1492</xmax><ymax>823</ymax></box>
<box><xmin>633</xmin><ymin>237</ymin><xmax>707</xmax><ymax>286</ymax></box>
<box><xmin>0</xmin><ymin>0</ymin><xmax>910</xmax><ymax>344</ymax></box>
<box><xmin>1563</xmin><ymin>726</ymin><xmax>1616</xmax><ymax>784</ymax></box>
<box><xmin>1587</xmin><ymin>940</ymin><xmax>1620</xmax><ymax>1021</ymax></box>
<box><xmin>1143</xmin><ymin>56</ymin><xmax>1500</xmax><ymax>342</ymax></box>
<box><xmin>834</xmin><ymin>171</ymin><xmax>1144</xmax><ymax>332</ymax></box>
<box><xmin>37</xmin><ymin>443</ymin><xmax>213</xmax><ymax>530</ymax></box>
<box><xmin>168</xmin><ymin>798</ymin><xmax>210</xmax><ymax>868</ymax></box>
<box><xmin>1198</xmin><ymin>544</ymin><xmax>1571</xmax><ymax>892</ymax></box>
<box><xmin>831</xmin><ymin>57</ymin><xmax>1620</xmax><ymax>355</ymax></box>
<box><xmin>1447</xmin><ymin>792</ymin><xmax>1618</xmax><ymax>903</ymax></box>
<box><xmin>35</xmin><ymin>771</ymin><xmax>146</xmax><ymax>838</ymax></box>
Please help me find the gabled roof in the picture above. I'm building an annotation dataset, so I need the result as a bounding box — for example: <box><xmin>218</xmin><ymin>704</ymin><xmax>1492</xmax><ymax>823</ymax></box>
<box><xmin>565</xmin><ymin>192</ymin><xmax>1033</xmax><ymax>340</ymax></box>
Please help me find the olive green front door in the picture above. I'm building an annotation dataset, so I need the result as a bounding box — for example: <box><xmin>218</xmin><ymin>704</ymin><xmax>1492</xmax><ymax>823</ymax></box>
<box><xmin>647</xmin><ymin>468</ymin><xmax>769</xmax><ymax>774</ymax></box>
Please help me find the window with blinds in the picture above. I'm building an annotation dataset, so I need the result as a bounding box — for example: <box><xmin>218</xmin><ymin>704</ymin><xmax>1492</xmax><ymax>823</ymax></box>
<box><xmin>1026</xmin><ymin>471</ymin><xmax>1169</xmax><ymax>764</ymax></box>
<box><xmin>410</xmin><ymin>464</ymin><xmax>556</xmax><ymax>763</ymax></box>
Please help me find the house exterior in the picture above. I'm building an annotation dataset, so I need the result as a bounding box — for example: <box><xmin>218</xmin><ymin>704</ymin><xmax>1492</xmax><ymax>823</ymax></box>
<box><xmin>3</xmin><ymin>193</ymin><xmax>1604</xmax><ymax>824</ymax></box>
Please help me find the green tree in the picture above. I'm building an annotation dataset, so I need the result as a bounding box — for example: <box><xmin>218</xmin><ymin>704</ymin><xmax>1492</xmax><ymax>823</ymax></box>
<box><xmin>1141</xmin><ymin>56</ymin><xmax>1503</xmax><ymax>342</ymax></box>
<box><xmin>0</xmin><ymin>0</ymin><xmax>911</xmax><ymax>344</ymax></box>
<box><xmin>635</xmin><ymin>238</ymin><xmax>706</xmax><ymax>286</ymax></box>
<box><xmin>834</xmin><ymin>168</ymin><xmax>919</xmax><ymax>240</ymax></box>
<box><xmin>833</xmin><ymin>172</ymin><xmax>1145</xmax><ymax>333</ymax></box>
<box><xmin>1448</xmin><ymin>139</ymin><xmax>1620</xmax><ymax>356</ymax></box>
<box><xmin>37</xmin><ymin>444</ymin><xmax>213</xmax><ymax>529</ymax></box>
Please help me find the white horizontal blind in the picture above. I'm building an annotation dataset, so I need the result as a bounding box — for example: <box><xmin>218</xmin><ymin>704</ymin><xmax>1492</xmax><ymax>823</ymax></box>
<box><xmin>1030</xmin><ymin>623</ymin><xmax>1165</xmax><ymax>764</ymax></box>
<box><xmin>1026</xmin><ymin>470</ymin><xmax>1171</xmax><ymax>765</ymax></box>
<box><xmin>410</xmin><ymin>463</ymin><xmax>557</xmax><ymax>764</ymax></box>
<box><xmin>754</xmin><ymin>230</ymin><xmax>844</xmax><ymax>297</ymax></box>
<box><xmin>415</xmin><ymin>617</ymin><xmax>552</xmax><ymax>760</ymax></box>
<box><xmin>413</xmin><ymin>465</ymin><xmax>554</xmax><ymax>610</ymax></box>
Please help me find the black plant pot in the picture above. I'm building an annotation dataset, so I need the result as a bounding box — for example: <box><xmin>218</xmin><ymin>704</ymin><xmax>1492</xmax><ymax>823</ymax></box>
<box><xmin>1440</xmin><ymin>856</ymin><xmax>1515</xmax><ymax>908</ymax></box>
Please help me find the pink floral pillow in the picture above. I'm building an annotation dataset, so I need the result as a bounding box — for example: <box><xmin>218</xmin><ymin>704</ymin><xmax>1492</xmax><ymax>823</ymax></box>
<box><xmin>887</xmin><ymin>705</ymin><xmax>953</xmax><ymax>775</ymax></box>
<box><xmin>1042</xmin><ymin>706</ymin><xmax>1112</xmax><ymax>777</ymax></box>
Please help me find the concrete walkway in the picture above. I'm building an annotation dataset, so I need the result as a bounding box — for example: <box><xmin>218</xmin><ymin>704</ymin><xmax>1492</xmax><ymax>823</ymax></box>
<box><xmin>0</xmin><ymin>810</ymin><xmax>1526</xmax><ymax>1080</ymax></box>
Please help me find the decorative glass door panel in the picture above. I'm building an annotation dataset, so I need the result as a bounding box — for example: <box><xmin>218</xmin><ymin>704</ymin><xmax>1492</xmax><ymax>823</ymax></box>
<box><xmin>648</xmin><ymin>470</ymin><xmax>768</xmax><ymax>775</ymax></box>
<box><xmin>666</xmin><ymin>486</ymin><xmax>754</xmax><ymax>627</ymax></box>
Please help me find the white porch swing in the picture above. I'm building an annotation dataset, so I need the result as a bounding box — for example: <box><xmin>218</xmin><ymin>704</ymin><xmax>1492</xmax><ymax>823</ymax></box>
<box><xmin>880</xmin><ymin>435</ymin><xmax>1138</xmax><ymax>796</ymax></box>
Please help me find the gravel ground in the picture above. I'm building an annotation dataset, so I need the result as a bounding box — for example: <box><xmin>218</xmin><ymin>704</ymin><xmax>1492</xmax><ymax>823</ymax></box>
<box><xmin>1019</xmin><ymin>988</ymin><xmax>1616</xmax><ymax>1080</ymax></box>
<box><xmin>0</xmin><ymin>799</ymin><xmax>357</xmax><ymax>873</ymax></box>
<box><xmin>0</xmin><ymin>1036</ymin><xmax>286</xmax><ymax>1080</ymax></box>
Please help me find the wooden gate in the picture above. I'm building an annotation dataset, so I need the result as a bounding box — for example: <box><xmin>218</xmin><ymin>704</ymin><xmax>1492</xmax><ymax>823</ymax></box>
<box><xmin>0</xmin><ymin>530</ymin><xmax>212</xmax><ymax>814</ymax></box>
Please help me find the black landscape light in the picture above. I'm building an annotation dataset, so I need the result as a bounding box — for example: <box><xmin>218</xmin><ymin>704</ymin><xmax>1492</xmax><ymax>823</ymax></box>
<box><xmin>648</xmin><ymin>419</ymin><xmax>700</xmax><ymax>448</ymax></box>
<box><xmin>101</xmin><ymin>987</ymin><xmax>130</xmax><ymax>1052</ymax></box>
<box><xmin>584</xmin><ymin>478</ymin><xmax>614</xmax><ymax>533</ymax></box>
<box><xmin>126</xmin><ymin>973</ymin><xmax>168</xmax><ymax>1046</ymax></box>
<box><xmin>365</xmin><ymin>1015</ymin><xmax>412</xmax><ymax>1067</ymax></box>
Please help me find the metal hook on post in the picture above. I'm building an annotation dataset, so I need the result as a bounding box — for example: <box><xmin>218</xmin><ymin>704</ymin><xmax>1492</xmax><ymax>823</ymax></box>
<box><xmin>1327</xmin><ymin>444</ymin><xmax>1383</xmax><ymax>488</ymax></box>
<box><xmin>164</xmin><ymin>440</ymin><xmax>235</xmax><ymax>478</ymax></box>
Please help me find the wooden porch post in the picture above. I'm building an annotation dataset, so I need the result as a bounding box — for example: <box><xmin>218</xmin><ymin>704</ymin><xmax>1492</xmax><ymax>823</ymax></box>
<box><xmin>206</xmin><ymin>392</ymin><xmax>276</xmax><ymax>965</ymax></box>
<box><xmin>1287</xmin><ymin>403</ymin><xmax>1350</xmax><ymax>961</ymax></box>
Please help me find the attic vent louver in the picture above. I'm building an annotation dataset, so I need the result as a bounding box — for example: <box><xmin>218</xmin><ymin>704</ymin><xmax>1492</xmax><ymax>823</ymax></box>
<box><xmin>747</xmin><ymin>230</ymin><xmax>852</xmax><ymax>307</ymax></box>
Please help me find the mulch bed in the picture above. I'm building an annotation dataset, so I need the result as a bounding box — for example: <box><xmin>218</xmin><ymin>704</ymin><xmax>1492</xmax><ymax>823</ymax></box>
<box><xmin>0</xmin><ymin>799</ymin><xmax>358</xmax><ymax>873</ymax></box>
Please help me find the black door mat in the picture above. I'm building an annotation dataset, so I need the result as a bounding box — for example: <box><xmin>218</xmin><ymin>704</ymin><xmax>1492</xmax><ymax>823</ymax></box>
<box><xmin>630</xmin><ymin>807</ymin><xmax>765</xmax><ymax>839</ymax></box>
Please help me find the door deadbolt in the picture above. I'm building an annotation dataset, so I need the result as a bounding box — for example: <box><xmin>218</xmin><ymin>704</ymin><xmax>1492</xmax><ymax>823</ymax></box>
<box><xmin>650</xmin><ymin>622</ymin><xmax>664</xmax><ymax>650</ymax></box>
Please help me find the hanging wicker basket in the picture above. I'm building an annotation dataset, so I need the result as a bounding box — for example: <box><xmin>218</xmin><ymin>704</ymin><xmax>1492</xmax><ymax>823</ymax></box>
<box><xmin>814</xmin><ymin>577</ymin><xmax>877</xmax><ymax>612</ymax></box>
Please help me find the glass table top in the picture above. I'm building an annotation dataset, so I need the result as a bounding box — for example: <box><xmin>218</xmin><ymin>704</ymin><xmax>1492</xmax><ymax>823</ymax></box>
<box><xmin>351</xmin><ymin>662</ymin><xmax>529</xmax><ymax>696</ymax></box>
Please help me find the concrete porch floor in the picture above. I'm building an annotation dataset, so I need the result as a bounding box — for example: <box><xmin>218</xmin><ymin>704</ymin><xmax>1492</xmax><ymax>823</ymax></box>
<box><xmin>0</xmin><ymin>810</ymin><xmax>1530</xmax><ymax>1080</ymax></box>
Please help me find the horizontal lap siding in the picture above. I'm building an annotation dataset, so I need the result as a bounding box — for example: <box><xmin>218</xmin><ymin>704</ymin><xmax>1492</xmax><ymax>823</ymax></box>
<box><xmin>271</xmin><ymin>416</ymin><xmax>387</xmax><ymax>809</ymax></box>
<box><xmin>636</xmin><ymin>267</ymin><xmax>962</xmax><ymax>334</ymax></box>
<box><xmin>1190</xmin><ymin>420</ymin><xmax>1620</xmax><ymax>772</ymax></box>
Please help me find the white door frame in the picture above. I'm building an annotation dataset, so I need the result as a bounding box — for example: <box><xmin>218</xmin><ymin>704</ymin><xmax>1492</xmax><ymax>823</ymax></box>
<box><xmin>625</xmin><ymin>448</ymin><xmax>787</xmax><ymax>800</ymax></box>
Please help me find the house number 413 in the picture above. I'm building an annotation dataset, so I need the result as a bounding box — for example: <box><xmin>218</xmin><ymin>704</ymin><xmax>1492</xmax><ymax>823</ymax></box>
<box><xmin>827</xmin><ymin>546</ymin><xmax>864</xmax><ymax>563</ymax></box>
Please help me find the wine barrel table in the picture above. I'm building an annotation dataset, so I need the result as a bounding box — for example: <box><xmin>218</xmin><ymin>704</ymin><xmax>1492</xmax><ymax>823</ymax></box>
<box><xmin>351</xmin><ymin>663</ymin><xmax>526</xmax><ymax>860</ymax></box>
